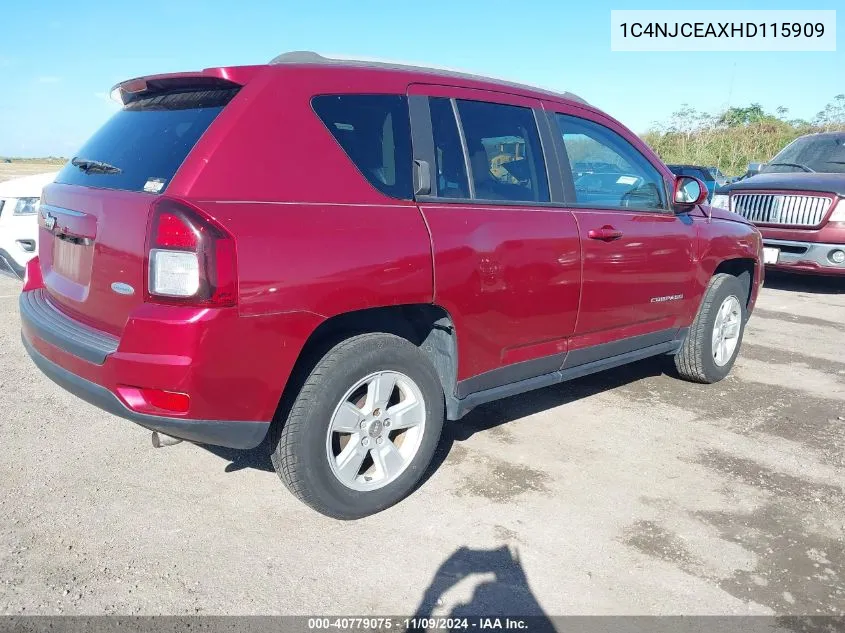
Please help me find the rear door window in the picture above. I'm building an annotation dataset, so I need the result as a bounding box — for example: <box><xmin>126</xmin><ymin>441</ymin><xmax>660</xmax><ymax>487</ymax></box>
<box><xmin>455</xmin><ymin>100</ymin><xmax>550</xmax><ymax>203</ymax></box>
<box><xmin>55</xmin><ymin>88</ymin><xmax>238</xmax><ymax>193</ymax></box>
<box><xmin>556</xmin><ymin>114</ymin><xmax>667</xmax><ymax>210</ymax></box>
<box><xmin>313</xmin><ymin>94</ymin><xmax>413</xmax><ymax>199</ymax></box>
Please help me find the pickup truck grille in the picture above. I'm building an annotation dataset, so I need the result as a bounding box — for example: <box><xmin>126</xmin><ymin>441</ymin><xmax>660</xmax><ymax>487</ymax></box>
<box><xmin>732</xmin><ymin>193</ymin><xmax>831</xmax><ymax>227</ymax></box>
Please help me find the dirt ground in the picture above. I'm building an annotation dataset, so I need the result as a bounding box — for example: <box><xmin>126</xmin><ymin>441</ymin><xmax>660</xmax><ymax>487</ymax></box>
<box><xmin>0</xmin><ymin>272</ymin><xmax>842</xmax><ymax>618</ymax></box>
<box><xmin>0</xmin><ymin>161</ymin><xmax>63</xmax><ymax>183</ymax></box>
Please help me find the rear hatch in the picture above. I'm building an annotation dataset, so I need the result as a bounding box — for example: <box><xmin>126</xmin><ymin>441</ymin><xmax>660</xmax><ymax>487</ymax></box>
<box><xmin>39</xmin><ymin>74</ymin><xmax>245</xmax><ymax>336</ymax></box>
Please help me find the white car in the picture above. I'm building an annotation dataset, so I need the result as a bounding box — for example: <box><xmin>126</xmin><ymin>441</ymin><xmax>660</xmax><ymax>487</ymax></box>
<box><xmin>0</xmin><ymin>171</ymin><xmax>58</xmax><ymax>279</ymax></box>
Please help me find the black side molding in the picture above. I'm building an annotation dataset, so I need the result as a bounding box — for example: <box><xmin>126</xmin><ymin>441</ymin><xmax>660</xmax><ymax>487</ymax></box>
<box><xmin>455</xmin><ymin>328</ymin><xmax>679</xmax><ymax>400</ymax></box>
<box><xmin>19</xmin><ymin>289</ymin><xmax>118</xmax><ymax>364</ymax></box>
<box><xmin>456</xmin><ymin>351</ymin><xmax>567</xmax><ymax>399</ymax></box>
<box><xmin>22</xmin><ymin>334</ymin><xmax>269</xmax><ymax>450</ymax></box>
<box><xmin>449</xmin><ymin>329</ymin><xmax>688</xmax><ymax>420</ymax></box>
<box><xmin>561</xmin><ymin>329</ymin><xmax>676</xmax><ymax>369</ymax></box>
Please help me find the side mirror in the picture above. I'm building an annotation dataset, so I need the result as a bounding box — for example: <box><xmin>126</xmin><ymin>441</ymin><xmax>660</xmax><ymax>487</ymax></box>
<box><xmin>673</xmin><ymin>176</ymin><xmax>708</xmax><ymax>207</ymax></box>
<box><xmin>747</xmin><ymin>162</ymin><xmax>764</xmax><ymax>176</ymax></box>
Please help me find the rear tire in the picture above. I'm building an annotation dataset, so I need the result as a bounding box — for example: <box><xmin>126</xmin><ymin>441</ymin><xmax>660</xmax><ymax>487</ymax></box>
<box><xmin>674</xmin><ymin>273</ymin><xmax>747</xmax><ymax>384</ymax></box>
<box><xmin>271</xmin><ymin>333</ymin><xmax>445</xmax><ymax>519</ymax></box>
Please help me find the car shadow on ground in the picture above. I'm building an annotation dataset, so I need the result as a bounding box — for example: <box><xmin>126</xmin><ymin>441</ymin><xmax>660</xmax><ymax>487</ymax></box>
<box><xmin>763</xmin><ymin>270</ymin><xmax>844</xmax><ymax>294</ymax></box>
<box><xmin>200</xmin><ymin>355</ymin><xmax>669</xmax><ymax>480</ymax></box>
<box><xmin>409</xmin><ymin>545</ymin><xmax>554</xmax><ymax>629</ymax></box>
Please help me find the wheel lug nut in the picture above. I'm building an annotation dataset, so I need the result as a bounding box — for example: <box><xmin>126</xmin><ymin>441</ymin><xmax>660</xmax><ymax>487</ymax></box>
<box><xmin>377</xmin><ymin>437</ymin><xmax>383</xmax><ymax>445</ymax></box>
<box><xmin>359</xmin><ymin>421</ymin><xmax>366</xmax><ymax>429</ymax></box>
<box><xmin>384</xmin><ymin>419</ymin><xmax>391</xmax><ymax>427</ymax></box>
<box><xmin>373</xmin><ymin>408</ymin><xmax>381</xmax><ymax>417</ymax></box>
<box><xmin>362</xmin><ymin>438</ymin><xmax>369</xmax><ymax>447</ymax></box>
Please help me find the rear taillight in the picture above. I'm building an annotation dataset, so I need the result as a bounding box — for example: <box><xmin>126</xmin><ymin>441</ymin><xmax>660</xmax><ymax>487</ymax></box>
<box><xmin>145</xmin><ymin>198</ymin><xmax>237</xmax><ymax>307</ymax></box>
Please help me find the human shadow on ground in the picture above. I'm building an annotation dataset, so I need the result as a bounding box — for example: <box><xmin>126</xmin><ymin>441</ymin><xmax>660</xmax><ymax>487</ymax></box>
<box><xmin>409</xmin><ymin>545</ymin><xmax>555</xmax><ymax>631</ymax></box>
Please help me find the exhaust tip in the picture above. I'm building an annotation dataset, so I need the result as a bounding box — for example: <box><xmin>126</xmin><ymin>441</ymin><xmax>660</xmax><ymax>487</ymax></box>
<box><xmin>151</xmin><ymin>431</ymin><xmax>183</xmax><ymax>448</ymax></box>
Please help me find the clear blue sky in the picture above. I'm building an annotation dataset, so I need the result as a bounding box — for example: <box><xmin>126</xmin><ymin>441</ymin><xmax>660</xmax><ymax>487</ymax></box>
<box><xmin>1</xmin><ymin>0</ymin><xmax>842</xmax><ymax>157</ymax></box>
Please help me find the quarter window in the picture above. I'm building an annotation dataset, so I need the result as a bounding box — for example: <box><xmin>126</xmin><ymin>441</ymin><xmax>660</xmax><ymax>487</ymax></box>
<box><xmin>455</xmin><ymin>100</ymin><xmax>550</xmax><ymax>203</ymax></box>
<box><xmin>556</xmin><ymin>114</ymin><xmax>666</xmax><ymax>210</ymax></box>
<box><xmin>429</xmin><ymin>97</ymin><xmax>470</xmax><ymax>199</ymax></box>
<box><xmin>312</xmin><ymin>94</ymin><xmax>413</xmax><ymax>199</ymax></box>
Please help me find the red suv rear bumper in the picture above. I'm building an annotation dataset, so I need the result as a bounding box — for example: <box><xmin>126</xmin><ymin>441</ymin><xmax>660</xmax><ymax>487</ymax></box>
<box><xmin>19</xmin><ymin>287</ymin><xmax>317</xmax><ymax>449</ymax></box>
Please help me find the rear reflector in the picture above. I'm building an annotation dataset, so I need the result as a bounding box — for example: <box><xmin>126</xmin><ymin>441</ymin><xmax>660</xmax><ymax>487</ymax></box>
<box><xmin>117</xmin><ymin>386</ymin><xmax>191</xmax><ymax>415</ymax></box>
<box><xmin>22</xmin><ymin>256</ymin><xmax>43</xmax><ymax>292</ymax></box>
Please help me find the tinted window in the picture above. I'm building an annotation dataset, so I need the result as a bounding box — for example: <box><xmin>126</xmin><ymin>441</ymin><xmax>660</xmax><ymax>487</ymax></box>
<box><xmin>313</xmin><ymin>95</ymin><xmax>413</xmax><ymax>199</ymax></box>
<box><xmin>557</xmin><ymin>114</ymin><xmax>666</xmax><ymax>210</ymax></box>
<box><xmin>430</xmin><ymin>98</ymin><xmax>469</xmax><ymax>199</ymax></box>
<box><xmin>55</xmin><ymin>88</ymin><xmax>238</xmax><ymax>193</ymax></box>
<box><xmin>455</xmin><ymin>100</ymin><xmax>549</xmax><ymax>203</ymax></box>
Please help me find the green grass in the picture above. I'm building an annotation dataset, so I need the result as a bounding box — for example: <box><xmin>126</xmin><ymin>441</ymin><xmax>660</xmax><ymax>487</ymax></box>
<box><xmin>640</xmin><ymin>96</ymin><xmax>845</xmax><ymax>177</ymax></box>
<box><xmin>641</xmin><ymin>122</ymin><xmax>831</xmax><ymax>177</ymax></box>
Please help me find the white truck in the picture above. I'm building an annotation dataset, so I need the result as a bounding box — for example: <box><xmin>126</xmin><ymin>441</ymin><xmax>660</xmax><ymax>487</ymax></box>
<box><xmin>0</xmin><ymin>171</ymin><xmax>58</xmax><ymax>279</ymax></box>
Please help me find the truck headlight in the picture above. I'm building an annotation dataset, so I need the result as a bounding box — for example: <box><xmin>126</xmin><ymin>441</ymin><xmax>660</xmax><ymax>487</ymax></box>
<box><xmin>710</xmin><ymin>194</ymin><xmax>730</xmax><ymax>211</ymax></box>
<box><xmin>13</xmin><ymin>197</ymin><xmax>40</xmax><ymax>215</ymax></box>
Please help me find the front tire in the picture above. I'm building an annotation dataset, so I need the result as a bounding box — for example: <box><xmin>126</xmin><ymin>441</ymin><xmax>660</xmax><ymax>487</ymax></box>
<box><xmin>675</xmin><ymin>273</ymin><xmax>747</xmax><ymax>384</ymax></box>
<box><xmin>271</xmin><ymin>333</ymin><xmax>445</xmax><ymax>519</ymax></box>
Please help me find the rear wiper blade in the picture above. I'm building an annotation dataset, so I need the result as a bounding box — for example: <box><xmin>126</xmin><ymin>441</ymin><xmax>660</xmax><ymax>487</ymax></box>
<box><xmin>71</xmin><ymin>156</ymin><xmax>122</xmax><ymax>175</ymax></box>
<box><xmin>767</xmin><ymin>162</ymin><xmax>815</xmax><ymax>173</ymax></box>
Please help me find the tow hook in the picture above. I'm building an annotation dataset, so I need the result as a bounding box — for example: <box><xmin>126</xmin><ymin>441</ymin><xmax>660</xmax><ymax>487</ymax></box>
<box><xmin>151</xmin><ymin>431</ymin><xmax>183</xmax><ymax>448</ymax></box>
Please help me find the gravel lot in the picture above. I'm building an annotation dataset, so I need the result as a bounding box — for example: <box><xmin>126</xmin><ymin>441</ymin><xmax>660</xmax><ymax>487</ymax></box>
<box><xmin>0</xmin><ymin>272</ymin><xmax>842</xmax><ymax>617</ymax></box>
<box><xmin>0</xmin><ymin>162</ymin><xmax>62</xmax><ymax>184</ymax></box>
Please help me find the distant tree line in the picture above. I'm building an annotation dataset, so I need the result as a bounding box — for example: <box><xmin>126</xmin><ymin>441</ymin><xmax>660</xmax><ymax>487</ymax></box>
<box><xmin>642</xmin><ymin>94</ymin><xmax>845</xmax><ymax>176</ymax></box>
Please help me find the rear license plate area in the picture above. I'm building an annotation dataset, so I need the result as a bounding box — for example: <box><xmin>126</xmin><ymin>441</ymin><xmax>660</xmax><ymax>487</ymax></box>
<box><xmin>53</xmin><ymin>237</ymin><xmax>85</xmax><ymax>281</ymax></box>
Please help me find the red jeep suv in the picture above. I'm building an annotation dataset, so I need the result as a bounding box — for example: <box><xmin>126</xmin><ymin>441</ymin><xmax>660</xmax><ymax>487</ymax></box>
<box><xmin>20</xmin><ymin>52</ymin><xmax>763</xmax><ymax>518</ymax></box>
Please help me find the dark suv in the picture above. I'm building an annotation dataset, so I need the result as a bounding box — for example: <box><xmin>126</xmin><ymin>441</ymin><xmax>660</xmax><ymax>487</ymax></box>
<box><xmin>20</xmin><ymin>52</ymin><xmax>763</xmax><ymax>518</ymax></box>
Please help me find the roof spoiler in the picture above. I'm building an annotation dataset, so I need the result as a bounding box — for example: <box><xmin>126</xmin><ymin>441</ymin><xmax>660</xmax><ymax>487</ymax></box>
<box><xmin>110</xmin><ymin>66</ymin><xmax>262</xmax><ymax>106</ymax></box>
<box><xmin>268</xmin><ymin>51</ymin><xmax>588</xmax><ymax>105</ymax></box>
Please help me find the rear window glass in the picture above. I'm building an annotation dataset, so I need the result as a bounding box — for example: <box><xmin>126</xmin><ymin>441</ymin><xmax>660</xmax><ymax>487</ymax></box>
<box><xmin>312</xmin><ymin>94</ymin><xmax>413</xmax><ymax>200</ymax></box>
<box><xmin>55</xmin><ymin>88</ymin><xmax>237</xmax><ymax>193</ymax></box>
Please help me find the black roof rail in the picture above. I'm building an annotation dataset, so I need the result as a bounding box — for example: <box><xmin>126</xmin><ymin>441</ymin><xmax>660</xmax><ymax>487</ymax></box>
<box><xmin>268</xmin><ymin>51</ymin><xmax>588</xmax><ymax>105</ymax></box>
